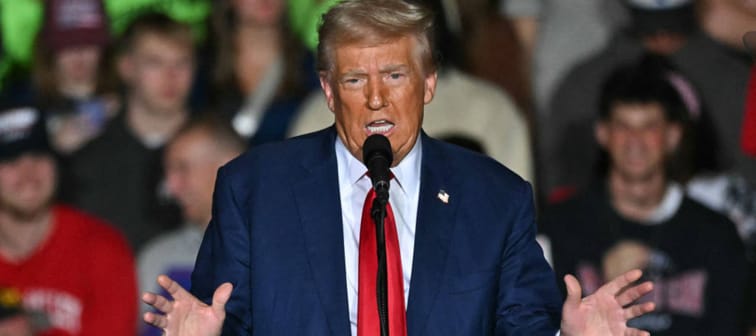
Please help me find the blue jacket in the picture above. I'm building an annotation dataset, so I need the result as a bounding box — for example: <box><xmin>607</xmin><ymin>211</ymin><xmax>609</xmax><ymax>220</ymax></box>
<box><xmin>191</xmin><ymin>127</ymin><xmax>562</xmax><ymax>335</ymax></box>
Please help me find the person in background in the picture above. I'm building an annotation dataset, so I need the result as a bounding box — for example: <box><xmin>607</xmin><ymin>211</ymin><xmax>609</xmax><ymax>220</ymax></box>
<box><xmin>672</xmin><ymin>0</ymin><xmax>756</xmax><ymax>186</ymax></box>
<box><xmin>542</xmin><ymin>0</ymin><xmax>700</xmax><ymax>201</ymax></box>
<box><xmin>0</xmin><ymin>104</ymin><xmax>137</xmax><ymax>335</ymax></box>
<box><xmin>32</xmin><ymin>0</ymin><xmax>119</xmax><ymax>155</ymax></box>
<box><xmin>501</xmin><ymin>0</ymin><xmax>628</xmax><ymax>116</ymax></box>
<box><xmin>209</xmin><ymin>0</ymin><xmax>319</xmax><ymax>145</ymax></box>
<box><xmin>540</xmin><ymin>58</ymin><xmax>749</xmax><ymax>335</ymax></box>
<box><xmin>65</xmin><ymin>13</ymin><xmax>194</xmax><ymax>252</ymax></box>
<box><xmin>138</xmin><ymin>116</ymin><xmax>245</xmax><ymax>336</ymax></box>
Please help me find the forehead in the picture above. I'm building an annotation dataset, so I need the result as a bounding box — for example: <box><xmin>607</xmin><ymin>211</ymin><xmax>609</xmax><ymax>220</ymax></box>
<box><xmin>332</xmin><ymin>36</ymin><xmax>419</xmax><ymax>72</ymax></box>
<box><xmin>132</xmin><ymin>33</ymin><xmax>192</xmax><ymax>56</ymax></box>
<box><xmin>610</xmin><ymin>102</ymin><xmax>667</xmax><ymax>122</ymax></box>
<box><xmin>167</xmin><ymin>129</ymin><xmax>215</xmax><ymax>159</ymax></box>
<box><xmin>0</xmin><ymin>153</ymin><xmax>53</xmax><ymax>168</ymax></box>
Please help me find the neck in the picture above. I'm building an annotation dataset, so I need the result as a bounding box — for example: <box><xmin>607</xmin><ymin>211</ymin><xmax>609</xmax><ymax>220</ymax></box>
<box><xmin>700</xmin><ymin>3</ymin><xmax>753</xmax><ymax>51</ymax></box>
<box><xmin>236</xmin><ymin>23</ymin><xmax>281</xmax><ymax>47</ymax></box>
<box><xmin>0</xmin><ymin>208</ymin><xmax>53</xmax><ymax>262</ymax></box>
<box><xmin>197</xmin><ymin>214</ymin><xmax>211</xmax><ymax>231</ymax></box>
<box><xmin>126</xmin><ymin>98</ymin><xmax>187</xmax><ymax>146</ymax></box>
<box><xmin>608</xmin><ymin>170</ymin><xmax>667</xmax><ymax>222</ymax></box>
<box><xmin>57</xmin><ymin>80</ymin><xmax>95</xmax><ymax>100</ymax></box>
<box><xmin>234</xmin><ymin>26</ymin><xmax>282</xmax><ymax>93</ymax></box>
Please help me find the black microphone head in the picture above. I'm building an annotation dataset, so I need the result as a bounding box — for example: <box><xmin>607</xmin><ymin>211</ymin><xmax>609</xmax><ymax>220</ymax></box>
<box><xmin>362</xmin><ymin>134</ymin><xmax>393</xmax><ymax>166</ymax></box>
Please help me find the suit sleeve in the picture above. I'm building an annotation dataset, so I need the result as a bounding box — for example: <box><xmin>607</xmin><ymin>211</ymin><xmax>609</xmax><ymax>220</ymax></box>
<box><xmin>191</xmin><ymin>167</ymin><xmax>253</xmax><ymax>334</ymax></box>
<box><xmin>495</xmin><ymin>182</ymin><xmax>563</xmax><ymax>335</ymax></box>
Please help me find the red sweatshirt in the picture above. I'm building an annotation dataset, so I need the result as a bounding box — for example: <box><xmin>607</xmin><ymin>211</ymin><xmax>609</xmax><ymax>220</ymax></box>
<box><xmin>0</xmin><ymin>205</ymin><xmax>137</xmax><ymax>336</ymax></box>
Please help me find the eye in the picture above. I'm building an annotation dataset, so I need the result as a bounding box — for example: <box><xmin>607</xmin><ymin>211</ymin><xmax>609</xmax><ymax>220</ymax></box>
<box><xmin>341</xmin><ymin>77</ymin><xmax>364</xmax><ymax>89</ymax></box>
<box><xmin>388</xmin><ymin>72</ymin><xmax>406</xmax><ymax>80</ymax></box>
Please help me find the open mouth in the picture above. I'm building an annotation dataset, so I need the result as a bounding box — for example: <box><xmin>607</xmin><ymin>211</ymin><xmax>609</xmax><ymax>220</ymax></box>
<box><xmin>366</xmin><ymin>120</ymin><xmax>394</xmax><ymax>134</ymax></box>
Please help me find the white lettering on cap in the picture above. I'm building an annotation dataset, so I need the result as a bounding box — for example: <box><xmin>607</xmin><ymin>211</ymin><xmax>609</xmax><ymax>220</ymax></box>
<box><xmin>0</xmin><ymin>107</ymin><xmax>40</xmax><ymax>143</ymax></box>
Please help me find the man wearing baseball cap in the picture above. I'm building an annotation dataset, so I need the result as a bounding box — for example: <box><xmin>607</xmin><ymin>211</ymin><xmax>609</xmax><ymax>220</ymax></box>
<box><xmin>0</xmin><ymin>105</ymin><xmax>137</xmax><ymax>335</ymax></box>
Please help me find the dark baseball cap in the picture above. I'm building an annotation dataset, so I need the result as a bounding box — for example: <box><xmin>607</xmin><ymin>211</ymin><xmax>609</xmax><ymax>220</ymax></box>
<box><xmin>625</xmin><ymin>0</ymin><xmax>697</xmax><ymax>36</ymax></box>
<box><xmin>41</xmin><ymin>0</ymin><xmax>110</xmax><ymax>52</ymax></box>
<box><xmin>0</xmin><ymin>105</ymin><xmax>51</xmax><ymax>162</ymax></box>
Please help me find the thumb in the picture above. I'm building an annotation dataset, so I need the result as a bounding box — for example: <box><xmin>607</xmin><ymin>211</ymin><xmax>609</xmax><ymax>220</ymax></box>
<box><xmin>212</xmin><ymin>282</ymin><xmax>234</xmax><ymax>316</ymax></box>
<box><xmin>563</xmin><ymin>274</ymin><xmax>583</xmax><ymax>309</ymax></box>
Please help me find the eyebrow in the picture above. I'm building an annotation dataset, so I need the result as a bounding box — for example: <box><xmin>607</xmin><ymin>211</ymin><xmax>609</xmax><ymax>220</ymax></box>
<box><xmin>340</xmin><ymin>64</ymin><xmax>410</xmax><ymax>77</ymax></box>
<box><xmin>379</xmin><ymin>64</ymin><xmax>410</xmax><ymax>73</ymax></box>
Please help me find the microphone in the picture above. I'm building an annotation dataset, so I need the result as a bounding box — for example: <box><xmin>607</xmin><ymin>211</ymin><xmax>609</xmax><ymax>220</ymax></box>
<box><xmin>363</xmin><ymin>134</ymin><xmax>393</xmax><ymax>203</ymax></box>
<box><xmin>362</xmin><ymin>134</ymin><xmax>393</xmax><ymax>336</ymax></box>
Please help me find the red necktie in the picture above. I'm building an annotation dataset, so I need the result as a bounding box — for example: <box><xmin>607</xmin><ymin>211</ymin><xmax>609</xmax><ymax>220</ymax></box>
<box><xmin>357</xmin><ymin>187</ymin><xmax>407</xmax><ymax>336</ymax></box>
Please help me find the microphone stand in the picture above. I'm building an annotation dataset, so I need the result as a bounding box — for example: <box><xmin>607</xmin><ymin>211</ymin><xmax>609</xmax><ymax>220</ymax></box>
<box><xmin>371</xmin><ymin>188</ymin><xmax>390</xmax><ymax>336</ymax></box>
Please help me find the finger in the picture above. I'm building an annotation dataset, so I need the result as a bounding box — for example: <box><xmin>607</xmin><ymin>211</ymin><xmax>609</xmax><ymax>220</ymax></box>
<box><xmin>212</xmin><ymin>282</ymin><xmax>234</xmax><ymax>316</ymax></box>
<box><xmin>616</xmin><ymin>281</ymin><xmax>653</xmax><ymax>306</ymax></box>
<box><xmin>144</xmin><ymin>311</ymin><xmax>167</xmax><ymax>329</ymax></box>
<box><xmin>624</xmin><ymin>302</ymin><xmax>655</xmax><ymax>320</ymax></box>
<box><xmin>157</xmin><ymin>274</ymin><xmax>190</xmax><ymax>300</ymax></box>
<box><xmin>602</xmin><ymin>269</ymin><xmax>643</xmax><ymax>295</ymax></box>
<box><xmin>142</xmin><ymin>291</ymin><xmax>157</xmax><ymax>305</ymax></box>
<box><xmin>563</xmin><ymin>274</ymin><xmax>583</xmax><ymax>309</ymax></box>
<box><xmin>624</xmin><ymin>327</ymin><xmax>650</xmax><ymax>336</ymax></box>
<box><xmin>143</xmin><ymin>292</ymin><xmax>174</xmax><ymax>314</ymax></box>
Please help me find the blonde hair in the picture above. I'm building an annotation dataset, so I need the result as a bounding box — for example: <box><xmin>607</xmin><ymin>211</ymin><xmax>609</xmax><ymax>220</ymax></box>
<box><xmin>317</xmin><ymin>0</ymin><xmax>436</xmax><ymax>78</ymax></box>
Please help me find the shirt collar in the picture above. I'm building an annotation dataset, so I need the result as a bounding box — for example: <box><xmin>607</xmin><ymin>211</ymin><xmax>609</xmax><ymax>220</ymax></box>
<box><xmin>335</xmin><ymin>135</ymin><xmax>422</xmax><ymax>196</ymax></box>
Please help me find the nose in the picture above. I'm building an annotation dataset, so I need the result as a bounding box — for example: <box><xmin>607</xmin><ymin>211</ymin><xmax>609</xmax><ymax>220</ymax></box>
<box><xmin>366</xmin><ymin>78</ymin><xmax>387</xmax><ymax>110</ymax></box>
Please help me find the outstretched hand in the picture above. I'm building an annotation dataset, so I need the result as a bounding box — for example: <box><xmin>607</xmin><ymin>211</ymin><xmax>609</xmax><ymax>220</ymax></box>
<box><xmin>142</xmin><ymin>275</ymin><xmax>233</xmax><ymax>336</ymax></box>
<box><xmin>560</xmin><ymin>269</ymin><xmax>655</xmax><ymax>336</ymax></box>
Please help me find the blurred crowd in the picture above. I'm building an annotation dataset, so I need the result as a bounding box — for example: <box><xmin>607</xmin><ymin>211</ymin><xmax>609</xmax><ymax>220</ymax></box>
<box><xmin>0</xmin><ymin>0</ymin><xmax>753</xmax><ymax>335</ymax></box>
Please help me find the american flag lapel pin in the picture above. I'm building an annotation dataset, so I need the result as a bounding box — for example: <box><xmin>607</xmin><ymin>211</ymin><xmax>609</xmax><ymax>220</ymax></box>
<box><xmin>437</xmin><ymin>190</ymin><xmax>449</xmax><ymax>204</ymax></box>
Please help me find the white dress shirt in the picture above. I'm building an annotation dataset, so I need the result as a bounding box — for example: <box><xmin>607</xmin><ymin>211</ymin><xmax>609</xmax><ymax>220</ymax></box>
<box><xmin>336</xmin><ymin>137</ymin><xmax>421</xmax><ymax>336</ymax></box>
<box><xmin>336</xmin><ymin>136</ymin><xmax>562</xmax><ymax>336</ymax></box>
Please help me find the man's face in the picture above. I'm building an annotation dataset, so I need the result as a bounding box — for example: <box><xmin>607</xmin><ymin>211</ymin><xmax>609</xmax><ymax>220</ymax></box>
<box><xmin>233</xmin><ymin>0</ymin><xmax>285</xmax><ymax>26</ymax></box>
<box><xmin>0</xmin><ymin>153</ymin><xmax>56</xmax><ymax>218</ymax></box>
<box><xmin>164</xmin><ymin>131</ymin><xmax>226</xmax><ymax>227</ymax></box>
<box><xmin>320</xmin><ymin>36</ymin><xmax>437</xmax><ymax>166</ymax></box>
<box><xmin>121</xmin><ymin>34</ymin><xmax>194</xmax><ymax>114</ymax></box>
<box><xmin>596</xmin><ymin>102</ymin><xmax>681</xmax><ymax>181</ymax></box>
<box><xmin>55</xmin><ymin>45</ymin><xmax>101</xmax><ymax>86</ymax></box>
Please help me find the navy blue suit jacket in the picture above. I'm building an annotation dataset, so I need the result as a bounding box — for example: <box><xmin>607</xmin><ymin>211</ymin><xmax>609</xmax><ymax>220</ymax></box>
<box><xmin>191</xmin><ymin>127</ymin><xmax>562</xmax><ymax>335</ymax></box>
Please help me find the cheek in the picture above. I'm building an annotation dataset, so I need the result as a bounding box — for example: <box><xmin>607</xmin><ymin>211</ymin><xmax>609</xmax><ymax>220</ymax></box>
<box><xmin>644</xmin><ymin>133</ymin><xmax>667</xmax><ymax>149</ymax></box>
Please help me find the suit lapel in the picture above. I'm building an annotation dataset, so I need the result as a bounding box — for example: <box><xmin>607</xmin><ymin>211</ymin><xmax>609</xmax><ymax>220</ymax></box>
<box><xmin>292</xmin><ymin>128</ymin><xmax>351</xmax><ymax>336</ymax></box>
<box><xmin>406</xmin><ymin>134</ymin><xmax>459</xmax><ymax>336</ymax></box>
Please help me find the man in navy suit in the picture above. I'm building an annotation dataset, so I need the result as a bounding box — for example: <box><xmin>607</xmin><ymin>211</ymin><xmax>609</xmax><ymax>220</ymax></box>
<box><xmin>142</xmin><ymin>1</ymin><xmax>655</xmax><ymax>335</ymax></box>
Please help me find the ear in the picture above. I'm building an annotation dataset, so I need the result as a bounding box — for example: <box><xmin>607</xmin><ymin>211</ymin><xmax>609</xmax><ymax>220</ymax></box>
<box><xmin>319</xmin><ymin>72</ymin><xmax>336</xmax><ymax>112</ymax></box>
<box><xmin>595</xmin><ymin>121</ymin><xmax>609</xmax><ymax>148</ymax></box>
<box><xmin>117</xmin><ymin>54</ymin><xmax>133</xmax><ymax>83</ymax></box>
<box><xmin>423</xmin><ymin>71</ymin><xmax>438</xmax><ymax>105</ymax></box>
<box><xmin>665</xmin><ymin>123</ymin><xmax>683</xmax><ymax>153</ymax></box>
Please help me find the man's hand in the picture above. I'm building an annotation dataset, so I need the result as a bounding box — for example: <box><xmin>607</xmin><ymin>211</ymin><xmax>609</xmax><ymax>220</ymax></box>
<box><xmin>142</xmin><ymin>275</ymin><xmax>232</xmax><ymax>336</ymax></box>
<box><xmin>561</xmin><ymin>269</ymin><xmax>655</xmax><ymax>336</ymax></box>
